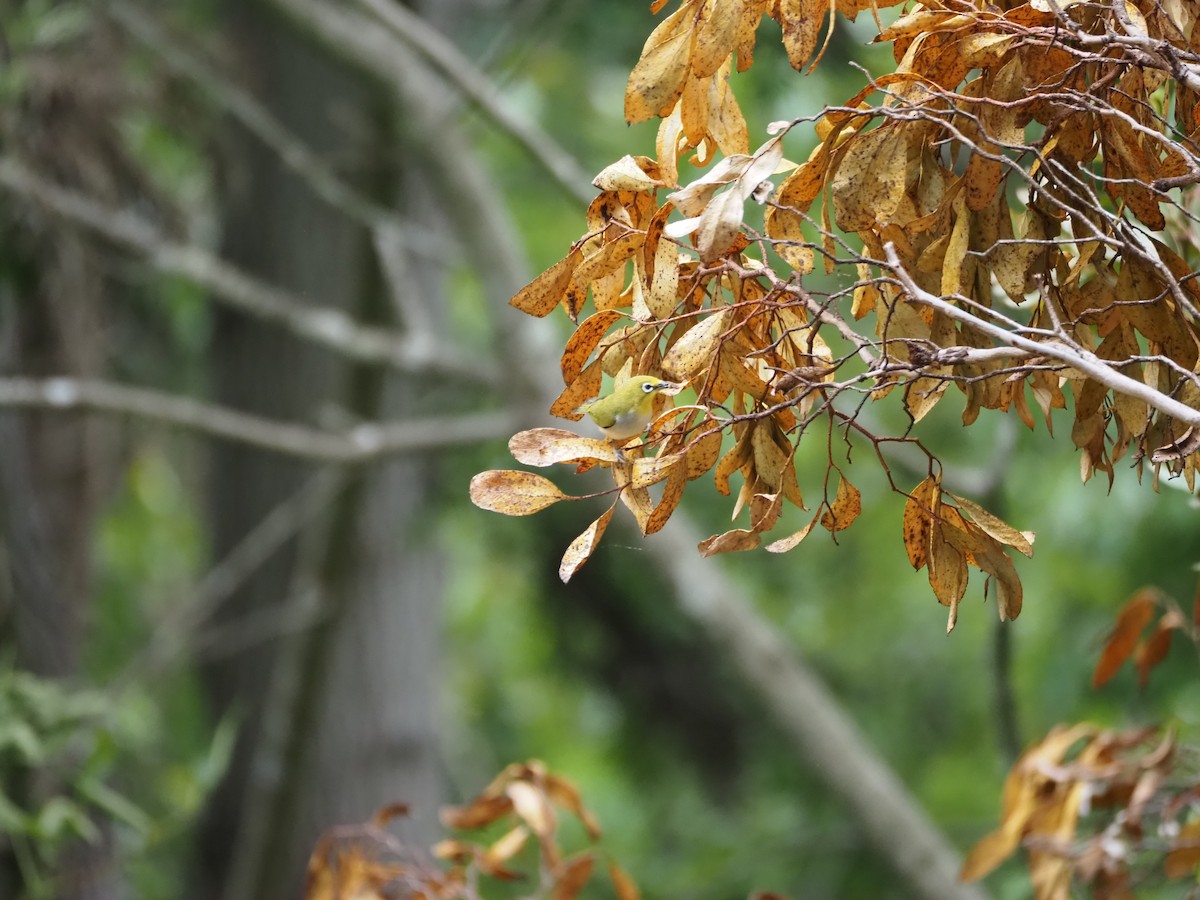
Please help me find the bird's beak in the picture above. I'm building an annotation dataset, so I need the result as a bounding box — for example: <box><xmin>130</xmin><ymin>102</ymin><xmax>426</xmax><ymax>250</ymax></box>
<box><xmin>659</xmin><ymin>381</ymin><xmax>686</xmax><ymax>396</ymax></box>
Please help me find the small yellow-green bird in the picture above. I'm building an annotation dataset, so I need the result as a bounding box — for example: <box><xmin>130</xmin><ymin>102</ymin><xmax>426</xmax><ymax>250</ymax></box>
<box><xmin>577</xmin><ymin>375</ymin><xmax>683</xmax><ymax>441</ymax></box>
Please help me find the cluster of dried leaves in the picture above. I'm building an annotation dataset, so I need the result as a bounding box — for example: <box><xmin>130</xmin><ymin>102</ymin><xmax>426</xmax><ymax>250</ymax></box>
<box><xmin>471</xmin><ymin>0</ymin><xmax>1200</xmax><ymax>631</ymax></box>
<box><xmin>960</xmin><ymin>587</ymin><xmax>1200</xmax><ymax>897</ymax></box>
<box><xmin>304</xmin><ymin>762</ymin><xmax>640</xmax><ymax>900</ymax></box>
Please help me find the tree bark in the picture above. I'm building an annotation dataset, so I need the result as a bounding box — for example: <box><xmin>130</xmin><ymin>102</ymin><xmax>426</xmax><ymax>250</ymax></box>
<box><xmin>195</xmin><ymin>6</ymin><xmax>442</xmax><ymax>897</ymax></box>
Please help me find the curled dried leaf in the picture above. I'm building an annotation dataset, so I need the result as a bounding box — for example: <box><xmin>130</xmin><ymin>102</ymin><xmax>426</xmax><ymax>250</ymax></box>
<box><xmin>698</xmin><ymin>528</ymin><xmax>761</xmax><ymax>555</ymax></box>
<box><xmin>559</xmin><ymin>506</ymin><xmax>616</xmax><ymax>583</ymax></box>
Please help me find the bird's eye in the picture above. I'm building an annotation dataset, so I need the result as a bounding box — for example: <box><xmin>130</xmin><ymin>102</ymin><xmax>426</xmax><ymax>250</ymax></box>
<box><xmin>642</xmin><ymin>382</ymin><xmax>657</xmax><ymax>393</ymax></box>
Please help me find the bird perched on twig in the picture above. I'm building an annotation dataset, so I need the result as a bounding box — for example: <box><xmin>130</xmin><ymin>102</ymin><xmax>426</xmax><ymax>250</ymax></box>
<box><xmin>576</xmin><ymin>375</ymin><xmax>683</xmax><ymax>442</ymax></box>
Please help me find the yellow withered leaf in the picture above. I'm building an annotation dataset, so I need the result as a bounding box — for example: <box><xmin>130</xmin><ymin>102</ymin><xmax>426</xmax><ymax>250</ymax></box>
<box><xmin>592</xmin><ymin>155</ymin><xmax>666</xmax><ymax>193</ymax></box>
<box><xmin>686</xmin><ymin>427</ymin><xmax>724</xmax><ymax>479</ymax></box>
<box><xmin>928</xmin><ymin>526</ymin><xmax>969</xmax><ymax>610</ymax></box>
<box><xmin>976</xmin><ymin>542</ymin><xmax>1024</xmax><ymax>621</ymax></box>
<box><xmin>662</xmin><ymin>309</ymin><xmax>729</xmax><ymax>381</ymax></box>
<box><xmin>645</xmin><ymin>456</ymin><xmax>688</xmax><ymax>533</ymax></box>
<box><xmin>819</xmin><ymin>473</ymin><xmax>862</xmax><ymax>532</ymax></box>
<box><xmin>698</xmin><ymin>528</ymin><xmax>761</xmax><ymax>555</ymax></box>
<box><xmin>941</xmin><ymin>191</ymin><xmax>971</xmax><ymax>296</ymax></box>
<box><xmin>551</xmin><ymin>359</ymin><xmax>605</xmax><ymax>420</ymax></box>
<box><xmin>690</xmin><ymin>0</ymin><xmax>741</xmax><ymax>78</ymax></box>
<box><xmin>948</xmin><ymin>493</ymin><xmax>1034</xmax><ymax>557</ymax></box>
<box><xmin>645</xmin><ymin>206</ymin><xmax>681</xmax><ymax>319</ymax></box>
<box><xmin>751</xmin><ymin>421</ymin><xmax>790</xmax><ymax>491</ymax></box>
<box><xmin>511</xmin><ymin>248</ymin><xmax>582</xmax><ymax>317</ymax></box>
<box><xmin>470</xmin><ymin>470</ymin><xmax>570</xmax><ymax>517</ymax></box>
<box><xmin>631</xmin><ymin>451</ymin><xmax>688</xmax><ymax>488</ymax></box>
<box><xmin>831</xmin><ymin>125</ymin><xmax>909</xmax><ymax>232</ymax></box>
<box><xmin>902</xmin><ymin>475</ymin><xmax>939</xmax><ymax>570</ymax></box>
<box><xmin>764</xmin><ymin>202</ymin><xmax>815</xmax><ymax>274</ymax></box>
<box><xmin>777</xmin><ymin>0</ymin><xmax>823</xmax><ymax>71</ymax></box>
<box><xmin>764</xmin><ymin>512</ymin><xmax>820</xmax><ymax>552</ymax></box>
<box><xmin>573</xmin><ymin>229</ymin><xmax>645</xmax><ymax>291</ymax></box>
<box><xmin>562</xmin><ymin>310</ymin><xmax>625</xmax><ymax>384</ymax></box>
<box><xmin>559</xmin><ymin>505</ymin><xmax>616</xmax><ymax>583</ymax></box>
<box><xmin>621</xmin><ymin>485</ymin><xmax>655</xmax><ymax>535</ymax></box>
<box><xmin>509</xmin><ymin>428</ymin><xmax>618</xmax><ymax>467</ymax></box>
<box><xmin>625</xmin><ymin>4</ymin><xmax>694</xmax><ymax>124</ymax></box>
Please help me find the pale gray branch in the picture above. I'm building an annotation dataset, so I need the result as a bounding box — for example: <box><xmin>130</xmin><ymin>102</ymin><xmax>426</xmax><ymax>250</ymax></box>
<box><xmin>0</xmin><ymin>156</ymin><xmax>495</xmax><ymax>384</ymax></box>
<box><xmin>884</xmin><ymin>243</ymin><xmax>1200</xmax><ymax>429</ymax></box>
<box><xmin>0</xmin><ymin>376</ymin><xmax>517</xmax><ymax>462</ymax></box>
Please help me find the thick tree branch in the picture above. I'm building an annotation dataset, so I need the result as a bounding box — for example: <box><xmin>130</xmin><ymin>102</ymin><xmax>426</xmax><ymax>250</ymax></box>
<box><xmin>0</xmin><ymin>376</ymin><xmax>517</xmax><ymax>462</ymax></box>
<box><xmin>0</xmin><ymin>156</ymin><xmax>494</xmax><ymax>384</ymax></box>
<box><xmin>884</xmin><ymin>243</ymin><xmax>1200</xmax><ymax>429</ymax></box>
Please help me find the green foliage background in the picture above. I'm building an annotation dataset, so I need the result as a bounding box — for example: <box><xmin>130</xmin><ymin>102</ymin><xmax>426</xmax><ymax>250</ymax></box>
<box><xmin>5</xmin><ymin>1</ymin><xmax>1197</xmax><ymax>897</ymax></box>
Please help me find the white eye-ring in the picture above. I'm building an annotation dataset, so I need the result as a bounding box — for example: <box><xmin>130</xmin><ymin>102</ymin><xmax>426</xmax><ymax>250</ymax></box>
<box><xmin>641</xmin><ymin>382</ymin><xmax>657</xmax><ymax>393</ymax></box>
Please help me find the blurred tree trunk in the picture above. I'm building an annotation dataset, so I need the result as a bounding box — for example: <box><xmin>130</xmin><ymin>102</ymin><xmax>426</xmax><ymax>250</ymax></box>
<box><xmin>193</xmin><ymin>5</ymin><xmax>442</xmax><ymax>898</ymax></box>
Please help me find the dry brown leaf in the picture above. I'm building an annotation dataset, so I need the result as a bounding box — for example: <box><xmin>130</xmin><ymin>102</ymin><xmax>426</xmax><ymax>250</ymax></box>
<box><xmin>1165</xmin><ymin>820</ymin><xmax>1200</xmax><ymax>879</ymax></box>
<box><xmin>777</xmin><ymin>0</ymin><xmax>823</xmax><ymax>71</ymax></box>
<box><xmin>511</xmin><ymin>248</ymin><xmax>583</xmax><ymax>317</ymax></box>
<box><xmin>592</xmin><ymin>155</ymin><xmax>665</xmax><ymax>192</ymax></box>
<box><xmin>469</xmin><ymin>471</ymin><xmax>570</xmax><ymax>517</ymax></box>
<box><xmin>510</xmin><ymin>429</ymin><xmax>617</xmax><ymax>467</ymax></box>
<box><xmin>819</xmin><ymin>474</ymin><xmax>862</xmax><ymax>532</ymax></box>
<box><xmin>646</xmin><ymin>456</ymin><xmax>689</xmax><ymax>533</ymax></box>
<box><xmin>902</xmin><ymin>476</ymin><xmax>938</xmax><ymax>570</ymax></box>
<box><xmin>948</xmin><ymin>493</ymin><xmax>1034</xmax><ymax>557</ymax></box>
<box><xmin>551</xmin><ymin>359</ymin><xmax>605</xmax><ymax>421</ymax></box>
<box><xmin>764</xmin><ymin>512</ymin><xmax>820</xmax><ymax>552</ymax></box>
<box><xmin>559</xmin><ymin>506</ymin><xmax>616</xmax><ymax>583</ymax></box>
<box><xmin>440</xmin><ymin>794</ymin><xmax>513</xmax><ymax>830</ymax></box>
<box><xmin>928</xmin><ymin>527</ymin><xmax>969</xmax><ymax>613</ymax></box>
<box><xmin>662</xmin><ymin>309</ymin><xmax>729</xmax><ymax>381</ymax></box>
<box><xmin>1092</xmin><ymin>591</ymin><xmax>1157</xmax><ymax>687</ymax></box>
<box><xmin>507</xmin><ymin>781</ymin><xmax>554</xmax><ymax>838</ymax></box>
<box><xmin>830</xmin><ymin>124</ymin><xmax>909</xmax><ymax>232</ymax></box>
<box><xmin>484</xmin><ymin>825</ymin><xmax>530</xmax><ymax>868</ymax></box>
<box><xmin>562</xmin><ymin>311</ymin><xmax>626</xmax><ymax>384</ymax></box>
<box><xmin>698</xmin><ymin>528</ymin><xmax>761</xmax><ymax>555</ymax></box>
<box><xmin>625</xmin><ymin>4</ymin><xmax>695</xmax><ymax>123</ymax></box>
<box><xmin>690</xmin><ymin>0</ymin><xmax>741</xmax><ymax>78</ymax></box>
<box><xmin>553</xmin><ymin>853</ymin><xmax>596</xmax><ymax>900</ymax></box>
<box><xmin>686</xmin><ymin>426</ymin><xmax>725</xmax><ymax>479</ymax></box>
<box><xmin>1134</xmin><ymin>619</ymin><xmax>1176</xmax><ymax>687</ymax></box>
<box><xmin>544</xmin><ymin>774</ymin><xmax>603</xmax><ymax>840</ymax></box>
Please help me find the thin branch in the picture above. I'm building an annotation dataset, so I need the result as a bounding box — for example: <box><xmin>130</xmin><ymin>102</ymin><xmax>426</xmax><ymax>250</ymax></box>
<box><xmin>352</xmin><ymin>0</ymin><xmax>595</xmax><ymax>208</ymax></box>
<box><xmin>0</xmin><ymin>156</ymin><xmax>496</xmax><ymax>383</ymax></box>
<box><xmin>884</xmin><ymin>243</ymin><xmax>1200</xmax><ymax>429</ymax></box>
<box><xmin>0</xmin><ymin>376</ymin><xmax>518</xmax><ymax>462</ymax></box>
